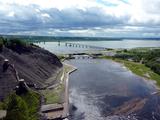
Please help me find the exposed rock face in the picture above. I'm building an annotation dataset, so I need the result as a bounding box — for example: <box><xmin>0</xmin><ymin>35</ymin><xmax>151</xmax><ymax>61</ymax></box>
<box><xmin>0</xmin><ymin>45</ymin><xmax>62</xmax><ymax>100</ymax></box>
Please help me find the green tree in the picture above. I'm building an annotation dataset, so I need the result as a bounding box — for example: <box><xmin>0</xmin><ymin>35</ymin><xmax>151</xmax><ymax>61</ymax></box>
<box><xmin>5</xmin><ymin>93</ymin><xmax>29</xmax><ymax>120</ymax></box>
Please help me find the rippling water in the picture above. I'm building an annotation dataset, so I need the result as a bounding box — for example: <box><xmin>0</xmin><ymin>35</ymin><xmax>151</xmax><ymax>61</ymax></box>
<box><xmin>65</xmin><ymin>59</ymin><xmax>160</xmax><ymax>120</ymax></box>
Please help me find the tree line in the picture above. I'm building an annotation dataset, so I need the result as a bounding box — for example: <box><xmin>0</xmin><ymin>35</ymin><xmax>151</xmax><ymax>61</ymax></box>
<box><xmin>114</xmin><ymin>48</ymin><xmax>160</xmax><ymax>75</ymax></box>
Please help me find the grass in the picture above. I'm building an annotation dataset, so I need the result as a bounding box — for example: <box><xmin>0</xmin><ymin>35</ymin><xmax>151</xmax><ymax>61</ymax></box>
<box><xmin>41</xmin><ymin>63</ymin><xmax>75</xmax><ymax>104</ymax></box>
<box><xmin>42</xmin><ymin>84</ymin><xmax>64</xmax><ymax>104</ymax></box>
<box><xmin>102</xmin><ymin>56</ymin><xmax>160</xmax><ymax>87</ymax></box>
<box><xmin>44</xmin><ymin>90</ymin><xmax>60</xmax><ymax>104</ymax></box>
<box><xmin>42</xmin><ymin>68</ymin><xmax>65</xmax><ymax>104</ymax></box>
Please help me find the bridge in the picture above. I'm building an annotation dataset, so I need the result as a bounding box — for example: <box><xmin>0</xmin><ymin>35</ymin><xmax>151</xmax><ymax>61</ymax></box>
<box><xmin>64</xmin><ymin>42</ymin><xmax>106</xmax><ymax>50</ymax></box>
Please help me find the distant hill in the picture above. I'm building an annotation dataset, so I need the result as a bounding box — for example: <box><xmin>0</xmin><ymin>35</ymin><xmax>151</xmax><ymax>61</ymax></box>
<box><xmin>1</xmin><ymin>35</ymin><xmax>160</xmax><ymax>43</ymax></box>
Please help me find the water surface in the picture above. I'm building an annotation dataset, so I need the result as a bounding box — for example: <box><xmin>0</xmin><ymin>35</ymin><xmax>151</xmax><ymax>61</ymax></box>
<box><xmin>35</xmin><ymin>39</ymin><xmax>160</xmax><ymax>54</ymax></box>
<box><xmin>35</xmin><ymin>39</ymin><xmax>160</xmax><ymax>119</ymax></box>
<box><xmin>66</xmin><ymin>58</ymin><xmax>159</xmax><ymax>120</ymax></box>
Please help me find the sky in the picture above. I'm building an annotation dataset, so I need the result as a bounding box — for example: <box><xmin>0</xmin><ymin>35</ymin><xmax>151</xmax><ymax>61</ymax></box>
<box><xmin>0</xmin><ymin>0</ymin><xmax>160</xmax><ymax>37</ymax></box>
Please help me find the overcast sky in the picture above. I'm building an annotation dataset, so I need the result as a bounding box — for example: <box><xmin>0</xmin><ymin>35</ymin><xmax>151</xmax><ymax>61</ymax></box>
<box><xmin>0</xmin><ymin>0</ymin><xmax>160</xmax><ymax>37</ymax></box>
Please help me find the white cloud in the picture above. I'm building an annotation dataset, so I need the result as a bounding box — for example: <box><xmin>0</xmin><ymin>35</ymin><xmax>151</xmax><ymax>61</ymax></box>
<box><xmin>128</xmin><ymin>0</ymin><xmax>160</xmax><ymax>25</ymax></box>
<box><xmin>0</xmin><ymin>0</ymin><xmax>160</xmax><ymax>37</ymax></box>
<box><xmin>7</xmin><ymin>11</ymin><xmax>15</xmax><ymax>17</ymax></box>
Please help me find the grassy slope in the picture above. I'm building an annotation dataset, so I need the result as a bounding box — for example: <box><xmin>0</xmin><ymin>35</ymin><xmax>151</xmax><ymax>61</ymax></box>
<box><xmin>41</xmin><ymin>63</ymin><xmax>75</xmax><ymax>104</ymax></box>
<box><xmin>41</xmin><ymin>68</ymin><xmax>64</xmax><ymax>104</ymax></box>
<box><xmin>42</xmin><ymin>84</ymin><xmax>64</xmax><ymax>104</ymax></box>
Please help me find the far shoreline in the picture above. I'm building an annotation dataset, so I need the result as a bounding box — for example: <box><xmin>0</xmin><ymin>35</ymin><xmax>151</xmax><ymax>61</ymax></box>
<box><xmin>102</xmin><ymin>57</ymin><xmax>160</xmax><ymax>92</ymax></box>
<box><xmin>112</xmin><ymin>59</ymin><xmax>159</xmax><ymax>89</ymax></box>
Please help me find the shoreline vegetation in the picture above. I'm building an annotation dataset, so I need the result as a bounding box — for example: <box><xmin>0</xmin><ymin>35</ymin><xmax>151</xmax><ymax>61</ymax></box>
<box><xmin>41</xmin><ymin>63</ymin><xmax>77</xmax><ymax>104</ymax></box>
<box><xmin>40</xmin><ymin>62</ymin><xmax>77</xmax><ymax>119</ymax></box>
<box><xmin>99</xmin><ymin>47</ymin><xmax>160</xmax><ymax>88</ymax></box>
<box><xmin>103</xmin><ymin>56</ymin><xmax>160</xmax><ymax>87</ymax></box>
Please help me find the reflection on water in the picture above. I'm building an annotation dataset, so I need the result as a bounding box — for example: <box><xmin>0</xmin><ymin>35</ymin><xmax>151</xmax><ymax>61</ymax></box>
<box><xmin>66</xmin><ymin>58</ymin><xmax>160</xmax><ymax>120</ymax></box>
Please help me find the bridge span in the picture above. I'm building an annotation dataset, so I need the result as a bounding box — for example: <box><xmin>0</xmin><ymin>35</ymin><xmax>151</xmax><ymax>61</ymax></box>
<box><xmin>65</xmin><ymin>42</ymin><xmax>106</xmax><ymax>50</ymax></box>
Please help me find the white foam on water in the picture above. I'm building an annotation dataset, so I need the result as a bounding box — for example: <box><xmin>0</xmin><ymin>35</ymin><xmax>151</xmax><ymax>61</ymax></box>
<box><xmin>69</xmin><ymin>88</ymin><xmax>105</xmax><ymax>120</ymax></box>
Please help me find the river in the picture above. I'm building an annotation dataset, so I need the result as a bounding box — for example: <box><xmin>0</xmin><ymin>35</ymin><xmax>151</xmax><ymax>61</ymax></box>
<box><xmin>66</xmin><ymin>58</ymin><xmax>160</xmax><ymax>120</ymax></box>
<box><xmin>35</xmin><ymin>39</ymin><xmax>160</xmax><ymax>54</ymax></box>
<box><xmin>35</xmin><ymin>39</ymin><xmax>160</xmax><ymax>120</ymax></box>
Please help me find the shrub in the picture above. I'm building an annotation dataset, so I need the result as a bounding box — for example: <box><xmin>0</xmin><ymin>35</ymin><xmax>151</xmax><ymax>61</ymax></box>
<box><xmin>21</xmin><ymin>91</ymin><xmax>40</xmax><ymax>120</ymax></box>
<box><xmin>8</xmin><ymin>38</ymin><xmax>27</xmax><ymax>47</ymax></box>
<box><xmin>5</xmin><ymin>93</ymin><xmax>29</xmax><ymax>120</ymax></box>
<box><xmin>6</xmin><ymin>38</ymin><xmax>31</xmax><ymax>54</ymax></box>
<box><xmin>2</xmin><ymin>91</ymin><xmax>40</xmax><ymax>120</ymax></box>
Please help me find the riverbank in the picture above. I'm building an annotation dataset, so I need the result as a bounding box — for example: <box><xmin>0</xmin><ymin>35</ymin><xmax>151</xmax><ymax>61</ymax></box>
<box><xmin>40</xmin><ymin>62</ymin><xmax>77</xmax><ymax>119</ymax></box>
<box><xmin>102</xmin><ymin>56</ymin><xmax>160</xmax><ymax>88</ymax></box>
<box><xmin>62</xmin><ymin>63</ymin><xmax>77</xmax><ymax>118</ymax></box>
<box><xmin>60</xmin><ymin>52</ymin><xmax>160</xmax><ymax>89</ymax></box>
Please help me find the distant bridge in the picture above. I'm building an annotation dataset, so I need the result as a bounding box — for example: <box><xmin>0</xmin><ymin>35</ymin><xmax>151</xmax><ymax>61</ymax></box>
<box><xmin>65</xmin><ymin>42</ymin><xmax>106</xmax><ymax>50</ymax></box>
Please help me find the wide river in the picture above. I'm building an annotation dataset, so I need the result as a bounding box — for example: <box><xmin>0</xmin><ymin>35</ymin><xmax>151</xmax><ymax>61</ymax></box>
<box><xmin>36</xmin><ymin>39</ymin><xmax>160</xmax><ymax>120</ymax></box>
<box><xmin>65</xmin><ymin>58</ymin><xmax>160</xmax><ymax>120</ymax></box>
<box><xmin>35</xmin><ymin>39</ymin><xmax>160</xmax><ymax>54</ymax></box>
